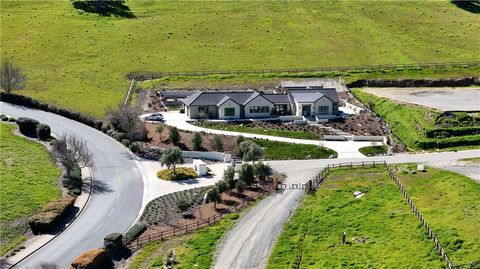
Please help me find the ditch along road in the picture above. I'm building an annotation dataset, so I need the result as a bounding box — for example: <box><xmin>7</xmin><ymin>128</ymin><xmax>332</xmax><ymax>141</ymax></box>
<box><xmin>213</xmin><ymin>150</ymin><xmax>480</xmax><ymax>269</ymax></box>
<box><xmin>0</xmin><ymin>102</ymin><xmax>144</xmax><ymax>269</ymax></box>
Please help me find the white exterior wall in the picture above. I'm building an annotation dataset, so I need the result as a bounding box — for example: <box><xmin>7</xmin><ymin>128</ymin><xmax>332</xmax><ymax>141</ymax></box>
<box><xmin>218</xmin><ymin>100</ymin><xmax>240</xmax><ymax>120</ymax></box>
<box><xmin>244</xmin><ymin>95</ymin><xmax>274</xmax><ymax>118</ymax></box>
<box><xmin>294</xmin><ymin>100</ymin><xmax>314</xmax><ymax>117</ymax></box>
<box><xmin>314</xmin><ymin>96</ymin><xmax>333</xmax><ymax>115</ymax></box>
<box><xmin>188</xmin><ymin>105</ymin><xmax>217</xmax><ymax>119</ymax></box>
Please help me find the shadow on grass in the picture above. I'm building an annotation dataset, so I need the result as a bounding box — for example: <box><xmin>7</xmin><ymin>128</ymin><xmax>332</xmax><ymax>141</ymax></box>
<box><xmin>72</xmin><ymin>1</ymin><xmax>135</xmax><ymax>18</ymax></box>
<box><xmin>451</xmin><ymin>0</ymin><xmax>480</xmax><ymax>14</ymax></box>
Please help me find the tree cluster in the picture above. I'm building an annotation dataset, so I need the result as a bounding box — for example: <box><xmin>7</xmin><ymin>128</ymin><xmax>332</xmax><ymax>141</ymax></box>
<box><xmin>105</xmin><ymin>102</ymin><xmax>147</xmax><ymax>141</ymax></box>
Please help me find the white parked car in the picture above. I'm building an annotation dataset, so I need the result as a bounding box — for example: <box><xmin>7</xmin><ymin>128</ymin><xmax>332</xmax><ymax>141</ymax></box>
<box><xmin>145</xmin><ymin>113</ymin><xmax>164</xmax><ymax>122</ymax></box>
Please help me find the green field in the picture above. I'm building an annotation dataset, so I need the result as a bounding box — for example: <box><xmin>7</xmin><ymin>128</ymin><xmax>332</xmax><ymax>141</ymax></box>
<box><xmin>0</xmin><ymin>124</ymin><xmax>61</xmax><ymax>255</ymax></box>
<box><xmin>352</xmin><ymin>89</ymin><xmax>480</xmax><ymax>150</ymax></box>
<box><xmin>196</xmin><ymin>123</ymin><xmax>319</xmax><ymax>140</ymax></box>
<box><xmin>1</xmin><ymin>1</ymin><xmax>479</xmax><ymax>116</ymax></box>
<box><xmin>254</xmin><ymin>139</ymin><xmax>337</xmax><ymax>160</ymax></box>
<box><xmin>268</xmin><ymin>166</ymin><xmax>444</xmax><ymax>268</ymax></box>
<box><xmin>130</xmin><ymin>212</ymin><xmax>239</xmax><ymax>269</ymax></box>
<box><xmin>396</xmin><ymin>165</ymin><xmax>480</xmax><ymax>265</ymax></box>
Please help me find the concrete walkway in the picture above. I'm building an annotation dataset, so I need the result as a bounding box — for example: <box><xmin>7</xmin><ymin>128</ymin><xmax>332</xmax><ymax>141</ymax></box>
<box><xmin>161</xmin><ymin>111</ymin><xmax>373</xmax><ymax>158</ymax></box>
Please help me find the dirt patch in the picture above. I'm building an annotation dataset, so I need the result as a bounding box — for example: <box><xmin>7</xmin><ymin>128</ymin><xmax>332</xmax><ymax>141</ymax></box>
<box><xmin>135</xmin><ymin>89</ymin><xmax>166</xmax><ymax>113</ymax></box>
<box><xmin>324</xmin><ymin>113</ymin><xmax>388</xmax><ymax>136</ymax></box>
<box><xmin>144</xmin><ymin>123</ymin><xmax>237</xmax><ymax>152</ymax></box>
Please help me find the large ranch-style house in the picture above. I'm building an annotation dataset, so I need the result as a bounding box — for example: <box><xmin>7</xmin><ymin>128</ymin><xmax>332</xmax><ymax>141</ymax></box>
<box><xmin>181</xmin><ymin>85</ymin><xmax>340</xmax><ymax>120</ymax></box>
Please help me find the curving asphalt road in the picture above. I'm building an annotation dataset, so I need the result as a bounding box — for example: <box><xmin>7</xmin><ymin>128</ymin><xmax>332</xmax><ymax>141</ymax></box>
<box><xmin>1</xmin><ymin>102</ymin><xmax>144</xmax><ymax>269</ymax></box>
<box><xmin>214</xmin><ymin>150</ymin><xmax>480</xmax><ymax>269</ymax></box>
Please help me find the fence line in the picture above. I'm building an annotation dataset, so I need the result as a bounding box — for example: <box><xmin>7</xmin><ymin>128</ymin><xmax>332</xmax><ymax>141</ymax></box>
<box><xmin>128</xmin><ymin>61</ymin><xmax>480</xmax><ymax>80</ymax></box>
<box><xmin>307</xmin><ymin>161</ymin><xmax>454</xmax><ymax>269</ymax></box>
<box><xmin>124</xmin><ymin>78</ymin><xmax>135</xmax><ymax>104</ymax></box>
<box><xmin>128</xmin><ymin>188</ymin><xmax>268</xmax><ymax>248</ymax></box>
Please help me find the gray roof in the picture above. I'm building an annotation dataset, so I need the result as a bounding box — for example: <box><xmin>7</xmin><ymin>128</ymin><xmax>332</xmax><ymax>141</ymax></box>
<box><xmin>217</xmin><ymin>95</ymin><xmax>240</xmax><ymax>106</ymax></box>
<box><xmin>182</xmin><ymin>91</ymin><xmax>255</xmax><ymax>106</ymax></box>
<box><xmin>290</xmin><ymin>92</ymin><xmax>324</xmax><ymax>103</ymax></box>
<box><xmin>263</xmin><ymin>94</ymin><xmax>290</xmax><ymax>104</ymax></box>
<box><xmin>287</xmin><ymin>88</ymin><xmax>339</xmax><ymax>103</ymax></box>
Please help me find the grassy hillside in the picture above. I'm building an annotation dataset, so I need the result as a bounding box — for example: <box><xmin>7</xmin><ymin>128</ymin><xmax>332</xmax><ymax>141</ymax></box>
<box><xmin>267</xmin><ymin>166</ymin><xmax>444</xmax><ymax>268</ymax></box>
<box><xmin>352</xmin><ymin>89</ymin><xmax>480</xmax><ymax>150</ymax></box>
<box><xmin>395</xmin><ymin>164</ymin><xmax>480</xmax><ymax>265</ymax></box>
<box><xmin>1</xmin><ymin>1</ymin><xmax>479</xmax><ymax>116</ymax></box>
<box><xmin>0</xmin><ymin>124</ymin><xmax>61</xmax><ymax>255</ymax></box>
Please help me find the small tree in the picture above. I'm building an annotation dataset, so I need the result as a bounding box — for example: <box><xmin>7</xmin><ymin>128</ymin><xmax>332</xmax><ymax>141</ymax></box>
<box><xmin>253</xmin><ymin>162</ymin><xmax>273</xmax><ymax>181</ymax></box>
<box><xmin>52</xmin><ymin>134</ymin><xmax>94</xmax><ymax>178</ymax></box>
<box><xmin>169</xmin><ymin>127</ymin><xmax>181</xmax><ymax>146</ymax></box>
<box><xmin>206</xmin><ymin>187</ymin><xmax>221</xmax><ymax>209</ymax></box>
<box><xmin>223</xmin><ymin>166</ymin><xmax>236</xmax><ymax>192</ymax></box>
<box><xmin>212</xmin><ymin>134</ymin><xmax>223</xmax><ymax>151</ymax></box>
<box><xmin>0</xmin><ymin>59</ymin><xmax>26</xmax><ymax>93</ymax></box>
<box><xmin>156</xmin><ymin>125</ymin><xmax>164</xmax><ymax>141</ymax></box>
<box><xmin>239</xmin><ymin>163</ymin><xmax>255</xmax><ymax>185</ymax></box>
<box><xmin>235</xmin><ymin>179</ymin><xmax>246</xmax><ymax>193</ymax></box>
<box><xmin>160</xmin><ymin>146</ymin><xmax>184</xmax><ymax>174</ymax></box>
<box><xmin>215</xmin><ymin>180</ymin><xmax>229</xmax><ymax>194</ymax></box>
<box><xmin>192</xmin><ymin>132</ymin><xmax>202</xmax><ymax>151</ymax></box>
<box><xmin>105</xmin><ymin>102</ymin><xmax>146</xmax><ymax>141</ymax></box>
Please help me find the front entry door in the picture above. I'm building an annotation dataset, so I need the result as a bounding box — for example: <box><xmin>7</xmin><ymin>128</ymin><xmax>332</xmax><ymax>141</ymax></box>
<box><xmin>302</xmin><ymin>105</ymin><xmax>311</xmax><ymax>116</ymax></box>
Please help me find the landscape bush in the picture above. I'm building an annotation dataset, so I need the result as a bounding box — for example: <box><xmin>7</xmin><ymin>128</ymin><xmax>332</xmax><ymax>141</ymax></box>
<box><xmin>28</xmin><ymin>195</ymin><xmax>75</xmax><ymax>234</ymax></box>
<box><xmin>156</xmin><ymin>167</ymin><xmax>198</xmax><ymax>181</ymax></box>
<box><xmin>36</xmin><ymin>124</ymin><xmax>51</xmax><ymax>141</ymax></box>
<box><xmin>121</xmin><ymin>138</ymin><xmax>131</xmax><ymax>147</ymax></box>
<box><xmin>425</xmin><ymin>126</ymin><xmax>480</xmax><ymax>138</ymax></box>
<box><xmin>16</xmin><ymin>117</ymin><xmax>40</xmax><ymax>137</ymax></box>
<box><xmin>70</xmin><ymin>248</ymin><xmax>111</xmax><ymax>269</ymax></box>
<box><xmin>1</xmin><ymin>114</ymin><xmax>8</xmax><ymax>121</ymax></box>
<box><xmin>125</xmin><ymin>223</ymin><xmax>146</xmax><ymax>242</ymax></box>
<box><xmin>103</xmin><ymin>233</ymin><xmax>123</xmax><ymax>254</ymax></box>
<box><xmin>8</xmin><ymin>117</ymin><xmax>16</xmax><ymax>122</ymax></box>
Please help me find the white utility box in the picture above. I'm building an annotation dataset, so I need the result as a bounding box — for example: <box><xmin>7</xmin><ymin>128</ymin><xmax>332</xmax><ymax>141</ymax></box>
<box><xmin>193</xmin><ymin>159</ymin><xmax>207</xmax><ymax>176</ymax></box>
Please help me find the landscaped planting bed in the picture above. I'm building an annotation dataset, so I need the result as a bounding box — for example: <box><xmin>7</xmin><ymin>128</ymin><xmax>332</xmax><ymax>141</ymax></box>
<box><xmin>324</xmin><ymin>112</ymin><xmax>388</xmax><ymax>136</ymax></box>
<box><xmin>156</xmin><ymin>167</ymin><xmax>198</xmax><ymax>181</ymax></box>
<box><xmin>192</xmin><ymin>120</ymin><xmax>334</xmax><ymax>140</ymax></box>
<box><xmin>268</xmin><ymin>166</ymin><xmax>444</xmax><ymax>268</ymax></box>
<box><xmin>139</xmin><ymin>187</ymin><xmax>210</xmax><ymax>226</ymax></box>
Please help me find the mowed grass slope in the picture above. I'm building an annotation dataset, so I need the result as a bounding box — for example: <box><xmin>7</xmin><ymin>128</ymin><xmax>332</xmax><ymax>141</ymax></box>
<box><xmin>1</xmin><ymin>1</ymin><xmax>479</xmax><ymax>116</ymax></box>
<box><xmin>268</xmin><ymin>167</ymin><xmax>444</xmax><ymax>268</ymax></box>
<box><xmin>0</xmin><ymin>124</ymin><xmax>61</xmax><ymax>255</ymax></box>
<box><xmin>396</xmin><ymin>165</ymin><xmax>480</xmax><ymax>265</ymax></box>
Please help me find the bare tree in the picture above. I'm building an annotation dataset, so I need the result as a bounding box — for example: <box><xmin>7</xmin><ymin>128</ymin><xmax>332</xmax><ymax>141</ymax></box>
<box><xmin>0</xmin><ymin>59</ymin><xmax>26</xmax><ymax>93</ymax></box>
<box><xmin>105</xmin><ymin>102</ymin><xmax>147</xmax><ymax>141</ymax></box>
<box><xmin>52</xmin><ymin>134</ymin><xmax>94</xmax><ymax>178</ymax></box>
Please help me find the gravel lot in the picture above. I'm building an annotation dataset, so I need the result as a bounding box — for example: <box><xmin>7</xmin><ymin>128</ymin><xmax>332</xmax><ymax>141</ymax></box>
<box><xmin>364</xmin><ymin>87</ymin><xmax>480</xmax><ymax>112</ymax></box>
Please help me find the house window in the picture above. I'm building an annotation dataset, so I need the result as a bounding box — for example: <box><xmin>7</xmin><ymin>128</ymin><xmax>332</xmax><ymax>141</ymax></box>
<box><xmin>224</xmin><ymin>107</ymin><xmax>235</xmax><ymax>117</ymax></box>
<box><xmin>249</xmin><ymin>106</ymin><xmax>270</xmax><ymax>113</ymax></box>
<box><xmin>318</xmin><ymin>106</ymin><xmax>329</xmax><ymax>115</ymax></box>
<box><xmin>199</xmin><ymin>106</ymin><xmax>209</xmax><ymax>114</ymax></box>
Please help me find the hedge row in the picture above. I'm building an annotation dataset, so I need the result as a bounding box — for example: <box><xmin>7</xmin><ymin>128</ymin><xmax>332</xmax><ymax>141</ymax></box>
<box><xmin>28</xmin><ymin>195</ymin><xmax>76</xmax><ymax>235</ymax></box>
<box><xmin>124</xmin><ymin>223</ymin><xmax>146</xmax><ymax>242</ymax></box>
<box><xmin>1</xmin><ymin>92</ymin><xmax>103</xmax><ymax>131</ymax></box>
<box><xmin>425</xmin><ymin>126</ymin><xmax>480</xmax><ymax>139</ymax></box>
<box><xmin>415</xmin><ymin>135</ymin><xmax>480</xmax><ymax>149</ymax></box>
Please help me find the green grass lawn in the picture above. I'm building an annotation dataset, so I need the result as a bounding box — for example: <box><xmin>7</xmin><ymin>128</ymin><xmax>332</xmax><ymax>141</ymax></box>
<box><xmin>130</xmin><ymin>212</ymin><xmax>240</xmax><ymax>269</ymax></box>
<box><xmin>1</xmin><ymin>1</ymin><xmax>479</xmax><ymax>116</ymax></box>
<box><xmin>0</xmin><ymin>123</ymin><xmax>61</xmax><ymax>255</ymax></box>
<box><xmin>359</xmin><ymin>145</ymin><xmax>387</xmax><ymax>156</ymax></box>
<box><xmin>267</xmin><ymin>166</ymin><xmax>444</xmax><ymax>269</ymax></box>
<box><xmin>395</xmin><ymin>165</ymin><xmax>480</xmax><ymax>265</ymax></box>
<box><xmin>254</xmin><ymin>139</ymin><xmax>337</xmax><ymax>160</ymax></box>
<box><xmin>196</xmin><ymin>123</ymin><xmax>319</xmax><ymax>140</ymax></box>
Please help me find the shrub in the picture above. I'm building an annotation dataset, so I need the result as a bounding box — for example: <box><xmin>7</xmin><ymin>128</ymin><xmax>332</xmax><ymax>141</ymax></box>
<box><xmin>212</xmin><ymin>134</ymin><xmax>224</xmax><ymax>151</ymax></box>
<box><xmin>239</xmin><ymin>164</ymin><xmax>255</xmax><ymax>185</ymax></box>
<box><xmin>16</xmin><ymin>117</ymin><xmax>40</xmax><ymax>137</ymax></box>
<box><xmin>179</xmin><ymin>108</ymin><xmax>185</xmax><ymax>113</ymax></box>
<box><xmin>169</xmin><ymin>127</ymin><xmax>181</xmax><ymax>145</ymax></box>
<box><xmin>121</xmin><ymin>138</ymin><xmax>131</xmax><ymax>147</ymax></box>
<box><xmin>124</xmin><ymin>223</ymin><xmax>146</xmax><ymax>242</ymax></box>
<box><xmin>69</xmin><ymin>165</ymin><xmax>82</xmax><ymax>182</ymax></box>
<box><xmin>104</xmin><ymin>233</ymin><xmax>123</xmax><ymax>254</ymax></box>
<box><xmin>8</xmin><ymin>117</ymin><xmax>16</xmax><ymax>122</ymax></box>
<box><xmin>192</xmin><ymin>132</ymin><xmax>202</xmax><ymax>151</ymax></box>
<box><xmin>156</xmin><ymin>167</ymin><xmax>198</xmax><ymax>181</ymax></box>
<box><xmin>70</xmin><ymin>248</ymin><xmax>110</xmax><ymax>269</ymax></box>
<box><xmin>36</xmin><ymin>124</ymin><xmax>51</xmax><ymax>141</ymax></box>
<box><xmin>28</xmin><ymin>196</ymin><xmax>76</xmax><ymax>234</ymax></box>
<box><xmin>1</xmin><ymin>114</ymin><xmax>8</xmax><ymax>121</ymax></box>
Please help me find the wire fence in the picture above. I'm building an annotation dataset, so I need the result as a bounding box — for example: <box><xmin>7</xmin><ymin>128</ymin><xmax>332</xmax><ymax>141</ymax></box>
<box><xmin>307</xmin><ymin>161</ymin><xmax>455</xmax><ymax>269</ymax></box>
<box><xmin>128</xmin><ymin>61</ymin><xmax>480</xmax><ymax>80</ymax></box>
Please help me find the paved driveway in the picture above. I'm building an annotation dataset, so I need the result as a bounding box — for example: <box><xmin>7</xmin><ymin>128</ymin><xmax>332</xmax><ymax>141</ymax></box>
<box><xmin>364</xmin><ymin>87</ymin><xmax>480</xmax><ymax>112</ymax></box>
<box><xmin>162</xmin><ymin>111</ymin><xmax>373</xmax><ymax>158</ymax></box>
